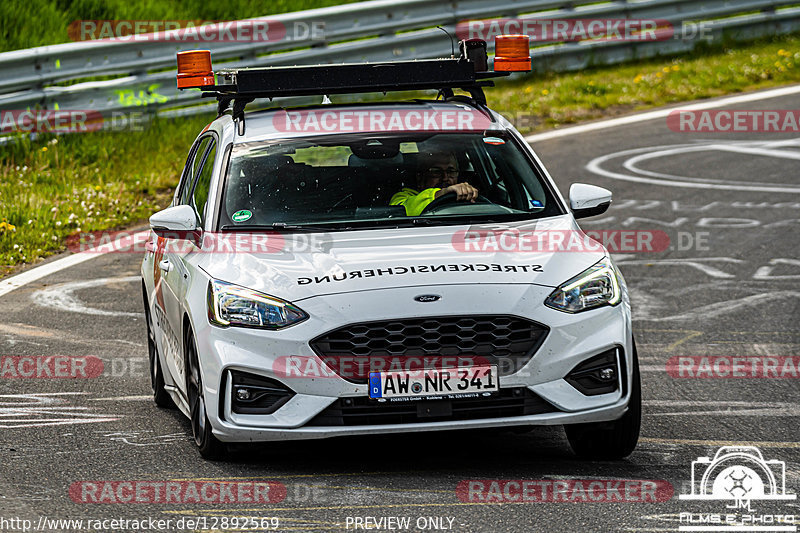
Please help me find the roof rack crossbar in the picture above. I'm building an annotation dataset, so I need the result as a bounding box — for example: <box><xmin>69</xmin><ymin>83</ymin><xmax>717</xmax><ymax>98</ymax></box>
<box><xmin>199</xmin><ymin>58</ymin><xmax>510</xmax><ymax>131</ymax></box>
<box><xmin>203</xmin><ymin>59</ymin><xmax>506</xmax><ymax>100</ymax></box>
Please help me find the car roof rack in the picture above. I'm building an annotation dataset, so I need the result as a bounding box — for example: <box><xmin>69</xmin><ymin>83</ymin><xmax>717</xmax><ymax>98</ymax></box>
<box><xmin>177</xmin><ymin>36</ymin><xmax>531</xmax><ymax>134</ymax></box>
<box><xmin>205</xmin><ymin>59</ymin><xmax>507</xmax><ymax>131</ymax></box>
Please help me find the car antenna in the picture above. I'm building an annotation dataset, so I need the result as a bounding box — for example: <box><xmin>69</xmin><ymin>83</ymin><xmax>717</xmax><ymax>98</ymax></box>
<box><xmin>437</xmin><ymin>26</ymin><xmax>455</xmax><ymax>58</ymax></box>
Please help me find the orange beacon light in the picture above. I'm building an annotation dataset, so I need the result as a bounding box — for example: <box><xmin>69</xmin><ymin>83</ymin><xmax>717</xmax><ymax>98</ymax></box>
<box><xmin>177</xmin><ymin>50</ymin><xmax>215</xmax><ymax>89</ymax></box>
<box><xmin>493</xmin><ymin>35</ymin><xmax>531</xmax><ymax>72</ymax></box>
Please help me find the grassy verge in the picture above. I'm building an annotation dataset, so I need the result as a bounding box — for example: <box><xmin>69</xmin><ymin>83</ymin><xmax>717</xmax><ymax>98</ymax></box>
<box><xmin>0</xmin><ymin>115</ymin><xmax>213</xmax><ymax>275</ymax></box>
<box><xmin>486</xmin><ymin>35</ymin><xmax>800</xmax><ymax>133</ymax></box>
<box><xmin>1</xmin><ymin>33</ymin><xmax>799</xmax><ymax>275</ymax></box>
<box><xmin>0</xmin><ymin>0</ymin><xmax>365</xmax><ymax>52</ymax></box>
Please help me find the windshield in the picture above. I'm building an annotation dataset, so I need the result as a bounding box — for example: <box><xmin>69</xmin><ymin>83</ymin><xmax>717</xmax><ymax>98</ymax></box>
<box><xmin>219</xmin><ymin>131</ymin><xmax>562</xmax><ymax>230</ymax></box>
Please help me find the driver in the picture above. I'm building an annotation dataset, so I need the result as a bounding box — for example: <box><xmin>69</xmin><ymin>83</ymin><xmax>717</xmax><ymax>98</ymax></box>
<box><xmin>390</xmin><ymin>151</ymin><xmax>479</xmax><ymax>216</ymax></box>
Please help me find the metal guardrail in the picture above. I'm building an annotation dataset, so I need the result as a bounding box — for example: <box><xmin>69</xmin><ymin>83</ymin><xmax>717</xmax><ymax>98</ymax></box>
<box><xmin>0</xmin><ymin>0</ymin><xmax>798</xmax><ymax>128</ymax></box>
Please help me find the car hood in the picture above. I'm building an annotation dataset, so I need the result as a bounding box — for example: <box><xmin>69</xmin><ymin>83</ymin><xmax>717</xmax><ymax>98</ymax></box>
<box><xmin>194</xmin><ymin>215</ymin><xmax>606</xmax><ymax>302</ymax></box>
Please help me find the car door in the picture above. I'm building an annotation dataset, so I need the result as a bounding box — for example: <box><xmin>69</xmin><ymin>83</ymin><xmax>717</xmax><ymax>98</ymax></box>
<box><xmin>157</xmin><ymin>135</ymin><xmax>216</xmax><ymax>390</ymax></box>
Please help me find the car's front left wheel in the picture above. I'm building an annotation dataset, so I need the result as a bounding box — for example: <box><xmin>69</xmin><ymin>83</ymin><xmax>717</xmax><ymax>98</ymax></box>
<box><xmin>564</xmin><ymin>341</ymin><xmax>641</xmax><ymax>460</ymax></box>
<box><xmin>185</xmin><ymin>329</ymin><xmax>226</xmax><ymax>460</ymax></box>
<box><xmin>143</xmin><ymin>287</ymin><xmax>174</xmax><ymax>409</ymax></box>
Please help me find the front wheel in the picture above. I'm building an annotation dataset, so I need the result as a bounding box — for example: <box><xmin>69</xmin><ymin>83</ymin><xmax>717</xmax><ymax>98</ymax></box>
<box><xmin>564</xmin><ymin>341</ymin><xmax>641</xmax><ymax>460</ymax></box>
<box><xmin>186</xmin><ymin>330</ymin><xmax>226</xmax><ymax>460</ymax></box>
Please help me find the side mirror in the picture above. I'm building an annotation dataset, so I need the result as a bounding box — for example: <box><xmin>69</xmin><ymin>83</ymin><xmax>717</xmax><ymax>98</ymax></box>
<box><xmin>149</xmin><ymin>205</ymin><xmax>199</xmax><ymax>240</ymax></box>
<box><xmin>569</xmin><ymin>183</ymin><xmax>612</xmax><ymax>219</ymax></box>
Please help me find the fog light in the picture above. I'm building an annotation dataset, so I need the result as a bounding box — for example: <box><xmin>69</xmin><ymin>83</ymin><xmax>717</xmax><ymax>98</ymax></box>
<box><xmin>228</xmin><ymin>370</ymin><xmax>295</xmax><ymax>415</ymax></box>
<box><xmin>565</xmin><ymin>347</ymin><xmax>622</xmax><ymax>396</ymax></box>
<box><xmin>236</xmin><ymin>388</ymin><xmax>251</xmax><ymax>401</ymax></box>
<box><xmin>599</xmin><ymin>368</ymin><xmax>615</xmax><ymax>381</ymax></box>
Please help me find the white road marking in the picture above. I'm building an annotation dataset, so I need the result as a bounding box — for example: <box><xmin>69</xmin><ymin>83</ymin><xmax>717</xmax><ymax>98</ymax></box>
<box><xmin>640</xmin><ymin>291</ymin><xmax>800</xmax><ymax>322</ymax></box>
<box><xmin>643</xmin><ymin>400</ymin><xmax>800</xmax><ymax>417</ymax></box>
<box><xmin>30</xmin><ymin>275</ymin><xmax>143</xmax><ymax>317</ymax></box>
<box><xmin>622</xmin><ymin>142</ymin><xmax>800</xmax><ymax>187</ymax></box>
<box><xmin>525</xmin><ymin>84</ymin><xmax>800</xmax><ymax>143</ymax></box>
<box><xmin>0</xmin><ymin>393</ymin><xmax>119</xmax><ymax>429</ymax></box>
<box><xmin>616</xmin><ymin>257</ymin><xmax>745</xmax><ymax>279</ymax></box>
<box><xmin>102</xmin><ymin>431</ymin><xmax>187</xmax><ymax>446</ymax></box>
<box><xmin>90</xmin><ymin>396</ymin><xmax>151</xmax><ymax>401</ymax></box>
<box><xmin>587</xmin><ymin>139</ymin><xmax>800</xmax><ymax>192</ymax></box>
<box><xmin>754</xmin><ymin>258</ymin><xmax>800</xmax><ymax>280</ymax></box>
<box><xmin>2</xmin><ymin>335</ymin><xmax>45</xmax><ymax>347</ymax></box>
<box><xmin>639</xmin><ymin>437</ymin><xmax>800</xmax><ymax>449</ymax></box>
<box><xmin>0</xmin><ymin>230</ymin><xmax>148</xmax><ymax>298</ymax></box>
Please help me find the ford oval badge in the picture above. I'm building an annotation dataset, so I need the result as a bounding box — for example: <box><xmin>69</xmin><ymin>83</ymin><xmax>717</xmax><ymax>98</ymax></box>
<box><xmin>414</xmin><ymin>294</ymin><xmax>441</xmax><ymax>303</ymax></box>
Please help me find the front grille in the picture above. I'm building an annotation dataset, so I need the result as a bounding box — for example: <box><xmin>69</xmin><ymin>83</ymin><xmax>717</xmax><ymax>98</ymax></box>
<box><xmin>309</xmin><ymin>315</ymin><xmax>549</xmax><ymax>383</ymax></box>
<box><xmin>307</xmin><ymin>388</ymin><xmax>557</xmax><ymax>426</ymax></box>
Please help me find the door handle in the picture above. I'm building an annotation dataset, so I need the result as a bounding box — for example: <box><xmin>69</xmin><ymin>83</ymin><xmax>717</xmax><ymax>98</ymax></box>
<box><xmin>145</xmin><ymin>240</ymin><xmax>156</xmax><ymax>252</ymax></box>
<box><xmin>158</xmin><ymin>259</ymin><xmax>172</xmax><ymax>272</ymax></box>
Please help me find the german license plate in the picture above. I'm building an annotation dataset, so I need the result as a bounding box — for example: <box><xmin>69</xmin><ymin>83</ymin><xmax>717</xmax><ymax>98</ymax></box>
<box><xmin>368</xmin><ymin>365</ymin><xmax>498</xmax><ymax>400</ymax></box>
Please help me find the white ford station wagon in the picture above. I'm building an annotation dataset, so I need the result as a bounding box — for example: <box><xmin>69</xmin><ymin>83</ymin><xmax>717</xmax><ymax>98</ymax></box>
<box><xmin>141</xmin><ymin>45</ymin><xmax>640</xmax><ymax>459</ymax></box>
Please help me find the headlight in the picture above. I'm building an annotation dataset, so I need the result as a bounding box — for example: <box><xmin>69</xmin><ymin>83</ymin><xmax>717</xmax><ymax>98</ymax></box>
<box><xmin>544</xmin><ymin>257</ymin><xmax>621</xmax><ymax>313</ymax></box>
<box><xmin>207</xmin><ymin>280</ymin><xmax>308</xmax><ymax>329</ymax></box>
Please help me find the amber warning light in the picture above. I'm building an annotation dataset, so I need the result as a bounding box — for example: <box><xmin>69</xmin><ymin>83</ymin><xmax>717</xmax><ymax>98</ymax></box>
<box><xmin>494</xmin><ymin>34</ymin><xmax>531</xmax><ymax>72</ymax></box>
<box><xmin>176</xmin><ymin>50</ymin><xmax>214</xmax><ymax>89</ymax></box>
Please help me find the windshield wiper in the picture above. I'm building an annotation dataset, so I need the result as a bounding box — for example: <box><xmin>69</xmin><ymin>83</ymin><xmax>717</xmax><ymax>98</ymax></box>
<box><xmin>221</xmin><ymin>223</ymin><xmax>351</xmax><ymax>232</ymax></box>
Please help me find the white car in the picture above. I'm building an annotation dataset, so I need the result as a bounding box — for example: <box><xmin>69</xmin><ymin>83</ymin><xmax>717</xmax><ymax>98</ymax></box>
<box><xmin>141</xmin><ymin>50</ymin><xmax>640</xmax><ymax>460</ymax></box>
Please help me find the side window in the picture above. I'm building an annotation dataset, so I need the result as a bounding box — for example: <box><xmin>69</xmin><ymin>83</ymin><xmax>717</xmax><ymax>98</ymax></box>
<box><xmin>178</xmin><ymin>137</ymin><xmax>211</xmax><ymax>206</ymax></box>
<box><xmin>192</xmin><ymin>141</ymin><xmax>217</xmax><ymax>225</ymax></box>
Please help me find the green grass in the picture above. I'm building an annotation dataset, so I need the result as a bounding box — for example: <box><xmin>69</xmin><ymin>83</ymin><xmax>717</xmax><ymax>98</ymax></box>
<box><xmin>1</xmin><ymin>33</ymin><xmax>799</xmax><ymax>275</ymax></box>
<box><xmin>0</xmin><ymin>115</ymin><xmax>213</xmax><ymax>274</ymax></box>
<box><xmin>485</xmin><ymin>36</ymin><xmax>800</xmax><ymax>133</ymax></box>
<box><xmin>0</xmin><ymin>0</ymin><xmax>365</xmax><ymax>52</ymax></box>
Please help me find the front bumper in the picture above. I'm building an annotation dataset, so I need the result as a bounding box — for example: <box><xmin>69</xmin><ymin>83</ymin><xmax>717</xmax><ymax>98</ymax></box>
<box><xmin>189</xmin><ymin>283</ymin><xmax>634</xmax><ymax>443</ymax></box>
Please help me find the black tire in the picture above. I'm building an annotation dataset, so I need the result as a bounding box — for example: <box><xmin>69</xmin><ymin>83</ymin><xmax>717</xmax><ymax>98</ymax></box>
<box><xmin>185</xmin><ymin>330</ymin><xmax>226</xmax><ymax>460</ymax></box>
<box><xmin>143</xmin><ymin>287</ymin><xmax>175</xmax><ymax>409</ymax></box>
<box><xmin>564</xmin><ymin>341</ymin><xmax>642</xmax><ymax>460</ymax></box>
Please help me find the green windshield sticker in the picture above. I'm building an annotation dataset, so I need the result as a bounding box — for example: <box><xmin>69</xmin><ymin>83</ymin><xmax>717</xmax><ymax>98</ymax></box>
<box><xmin>231</xmin><ymin>210</ymin><xmax>252</xmax><ymax>222</ymax></box>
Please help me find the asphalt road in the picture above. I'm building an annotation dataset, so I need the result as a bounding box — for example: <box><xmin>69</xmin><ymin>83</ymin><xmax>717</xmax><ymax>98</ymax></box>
<box><xmin>0</xmin><ymin>89</ymin><xmax>798</xmax><ymax>533</ymax></box>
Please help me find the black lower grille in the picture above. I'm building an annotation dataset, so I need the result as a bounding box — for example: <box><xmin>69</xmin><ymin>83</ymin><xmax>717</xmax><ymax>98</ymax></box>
<box><xmin>309</xmin><ymin>315</ymin><xmax>549</xmax><ymax>383</ymax></box>
<box><xmin>307</xmin><ymin>388</ymin><xmax>557</xmax><ymax>426</ymax></box>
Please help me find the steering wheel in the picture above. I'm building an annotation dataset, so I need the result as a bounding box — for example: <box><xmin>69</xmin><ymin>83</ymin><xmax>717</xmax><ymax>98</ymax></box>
<box><xmin>419</xmin><ymin>191</ymin><xmax>493</xmax><ymax>215</ymax></box>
